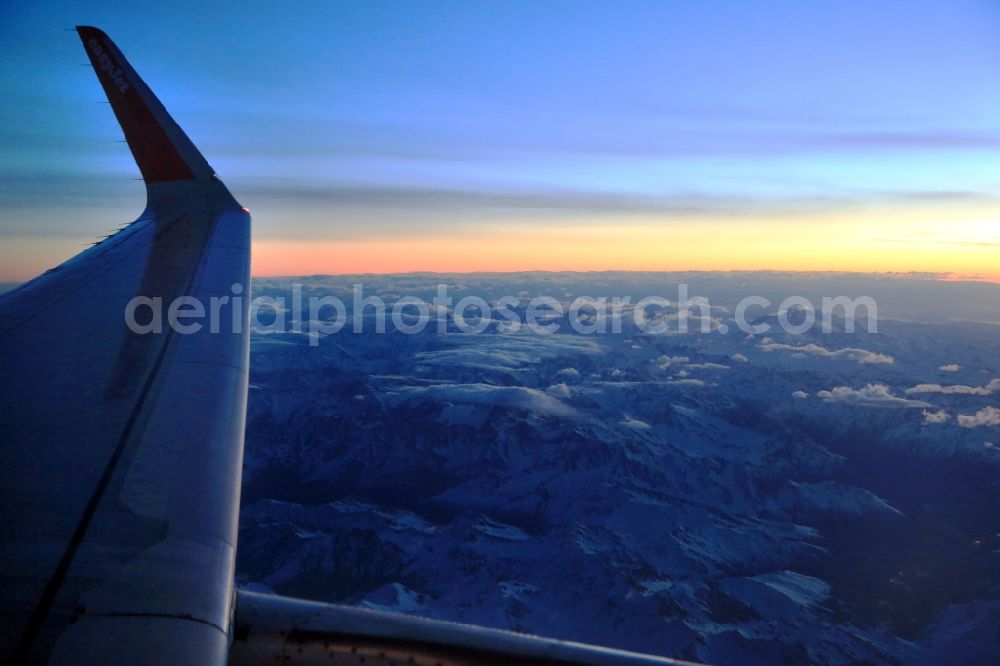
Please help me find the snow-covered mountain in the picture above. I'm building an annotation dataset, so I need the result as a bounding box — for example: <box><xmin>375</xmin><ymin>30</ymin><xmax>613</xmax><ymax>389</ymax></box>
<box><xmin>237</xmin><ymin>272</ymin><xmax>1000</xmax><ymax>665</ymax></box>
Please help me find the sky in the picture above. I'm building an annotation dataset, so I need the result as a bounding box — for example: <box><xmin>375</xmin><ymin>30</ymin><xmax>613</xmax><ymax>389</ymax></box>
<box><xmin>2</xmin><ymin>0</ymin><xmax>1000</xmax><ymax>280</ymax></box>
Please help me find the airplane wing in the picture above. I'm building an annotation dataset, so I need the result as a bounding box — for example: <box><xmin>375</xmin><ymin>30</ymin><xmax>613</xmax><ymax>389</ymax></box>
<box><xmin>0</xmin><ymin>26</ymin><xmax>250</xmax><ymax>664</ymax></box>
<box><xmin>228</xmin><ymin>590</ymin><xmax>694</xmax><ymax>665</ymax></box>
<box><xmin>0</xmin><ymin>28</ymin><xmax>689</xmax><ymax>666</ymax></box>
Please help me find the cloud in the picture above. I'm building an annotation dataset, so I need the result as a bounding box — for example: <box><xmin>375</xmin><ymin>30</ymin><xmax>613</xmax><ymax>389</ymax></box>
<box><xmin>957</xmin><ymin>406</ymin><xmax>1000</xmax><ymax>428</ymax></box>
<box><xmin>388</xmin><ymin>382</ymin><xmax>576</xmax><ymax>418</ymax></box>
<box><xmin>921</xmin><ymin>409</ymin><xmax>950</xmax><ymax>425</ymax></box>
<box><xmin>241</xmin><ymin>183</ymin><xmax>814</xmax><ymax>221</ymax></box>
<box><xmin>758</xmin><ymin>340</ymin><xmax>893</xmax><ymax>365</ymax></box>
<box><xmin>905</xmin><ymin>378</ymin><xmax>1000</xmax><ymax>396</ymax></box>
<box><xmin>938</xmin><ymin>364</ymin><xmax>960</xmax><ymax>372</ymax></box>
<box><xmin>732</xmin><ymin>353</ymin><xmax>749</xmax><ymax>364</ymax></box>
<box><xmin>553</xmin><ymin>367</ymin><xmax>582</xmax><ymax>383</ymax></box>
<box><xmin>687</xmin><ymin>362</ymin><xmax>730</xmax><ymax>370</ymax></box>
<box><xmin>655</xmin><ymin>355</ymin><xmax>690</xmax><ymax>370</ymax></box>
<box><xmin>792</xmin><ymin>390</ymin><xmax>809</xmax><ymax>400</ymax></box>
<box><xmin>817</xmin><ymin>384</ymin><xmax>930</xmax><ymax>408</ymax></box>
<box><xmin>666</xmin><ymin>378</ymin><xmax>706</xmax><ymax>387</ymax></box>
<box><xmin>823</xmin><ymin>129</ymin><xmax>1000</xmax><ymax>151</ymax></box>
<box><xmin>545</xmin><ymin>383</ymin><xmax>572</xmax><ymax>399</ymax></box>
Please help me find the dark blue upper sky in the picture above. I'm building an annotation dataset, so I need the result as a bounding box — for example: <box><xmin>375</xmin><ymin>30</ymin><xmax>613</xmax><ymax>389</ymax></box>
<box><xmin>2</xmin><ymin>0</ymin><xmax>1000</xmax><ymax>277</ymax></box>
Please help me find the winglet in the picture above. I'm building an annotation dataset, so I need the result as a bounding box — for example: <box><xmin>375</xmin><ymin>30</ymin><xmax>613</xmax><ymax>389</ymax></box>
<box><xmin>76</xmin><ymin>26</ymin><xmax>214</xmax><ymax>183</ymax></box>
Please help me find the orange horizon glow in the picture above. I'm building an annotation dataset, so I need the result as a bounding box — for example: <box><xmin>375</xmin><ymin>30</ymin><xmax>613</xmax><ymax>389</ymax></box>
<box><xmin>250</xmin><ymin>237</ymin><xmax>1000</xmax><ymax>284</ymax></box>
<box><xmin>249</xmin><ymin>206</ymin><xmax>1000</xmax><ymax>284</ymax></box>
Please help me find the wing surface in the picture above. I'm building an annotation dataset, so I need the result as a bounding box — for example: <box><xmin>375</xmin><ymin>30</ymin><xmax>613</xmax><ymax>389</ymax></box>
<box><xmin>0</xmin><ymin>26</ymin><xmax>250</xmax><ymax>665</ymax></box>
<box><xmin>229</xmin><ymin>590</ymin><xmax>695</xmax><ymax>666</ymax></box>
